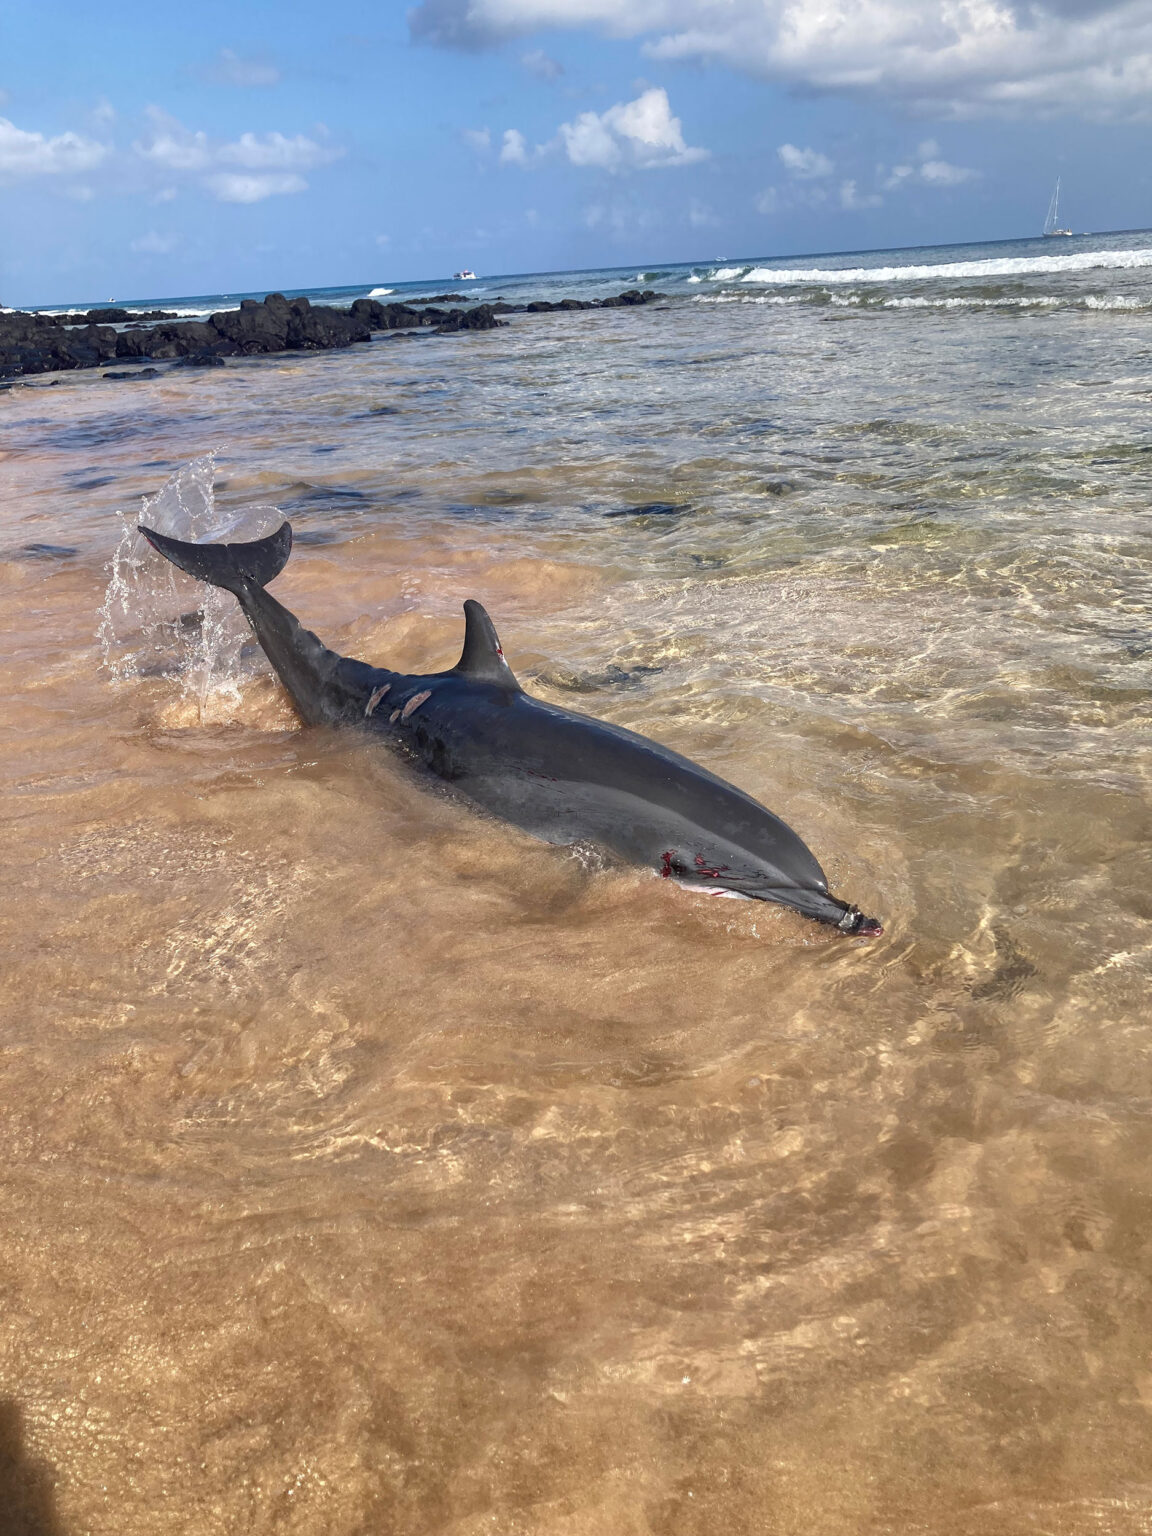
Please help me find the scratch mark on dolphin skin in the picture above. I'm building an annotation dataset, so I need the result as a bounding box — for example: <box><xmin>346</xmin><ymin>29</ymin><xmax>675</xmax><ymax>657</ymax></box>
<box><xmin>694</xmin><ymin>854</ymin><xmax>731</xmax><ymax>879</ymax></box>
<box><xmin>390</xmin><ymin>709</ymin><xmax>400</xmax><ymax>723</ymax></box>
<box><xmin>402</xmin><ymin>690</ymin><xmax>431</xmax><ymax>720</ymax></box>
<box><xmin>365</xmin><ymin>684</ymin><xmax>391</xmax><ymax>716</ymax></box>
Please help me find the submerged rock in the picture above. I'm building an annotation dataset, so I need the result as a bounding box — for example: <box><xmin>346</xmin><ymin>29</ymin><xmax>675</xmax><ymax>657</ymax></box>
<box><xmin>604</xmin><ymin>501</ymin><xmax>692</xmax><ymax>519</ymax></box>
<box><xmin>18</xmin><ymin>542</ymin><xmax>79</xmax><ymax>559</ymax></box>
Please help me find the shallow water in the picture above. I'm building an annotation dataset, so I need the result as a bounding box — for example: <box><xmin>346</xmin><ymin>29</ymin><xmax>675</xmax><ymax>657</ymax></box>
<box><xmin>3</xmin><ymin>273</ymin><xmax>1152</xmax><ymax>1534</ymax></box>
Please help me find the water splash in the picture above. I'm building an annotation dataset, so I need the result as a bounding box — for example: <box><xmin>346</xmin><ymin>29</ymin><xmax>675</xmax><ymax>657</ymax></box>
<box><xmin>98</xmin><ymin>454</ymin><xmax>284</xmax><ymax>723</ymax></box>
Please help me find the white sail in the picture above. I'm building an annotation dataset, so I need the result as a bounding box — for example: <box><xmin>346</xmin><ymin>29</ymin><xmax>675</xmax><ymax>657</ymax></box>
<box><xmin>1044</xmin><ymin>178</ymin><xmax>1073</xmax><ymax>238</ymax></box>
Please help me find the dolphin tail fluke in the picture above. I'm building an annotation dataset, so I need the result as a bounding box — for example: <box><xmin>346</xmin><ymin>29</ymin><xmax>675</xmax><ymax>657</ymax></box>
<box><xmin>138</xmin><ymin>523</ymin><xmax>293</xmax><ymax>595</ymax></box>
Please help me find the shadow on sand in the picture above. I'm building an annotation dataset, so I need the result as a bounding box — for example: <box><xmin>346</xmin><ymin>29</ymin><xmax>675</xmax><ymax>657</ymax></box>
<box><xmin>0</xmin><ymin>1400</ymin><xmax>64</xmax><ymax>1536</ymax></box>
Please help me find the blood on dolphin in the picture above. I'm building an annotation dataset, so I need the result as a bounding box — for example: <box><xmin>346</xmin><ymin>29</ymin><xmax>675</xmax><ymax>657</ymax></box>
<box><xmin>138</xmin><ymin>520</ymin><xmax>882</xmax><ymax>936</ymax></box>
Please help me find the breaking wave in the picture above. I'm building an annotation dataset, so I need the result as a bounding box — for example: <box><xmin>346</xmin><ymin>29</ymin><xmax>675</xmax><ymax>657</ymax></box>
<box><xmin>696</xmin><ymin>289</ymin><xmax>1152</xmax><ymax>313</ymax></box>
<box><xmin>696</xmin><ymin>246</ymin><xmax>1152</xmax><ymax>287</ymax></box>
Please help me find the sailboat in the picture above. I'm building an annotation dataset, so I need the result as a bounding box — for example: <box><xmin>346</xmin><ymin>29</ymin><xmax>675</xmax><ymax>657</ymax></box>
<box><xmin>1043</xmin><ymin>178</ymin><xmax>1073</xmax><ymax>238</ymax></box>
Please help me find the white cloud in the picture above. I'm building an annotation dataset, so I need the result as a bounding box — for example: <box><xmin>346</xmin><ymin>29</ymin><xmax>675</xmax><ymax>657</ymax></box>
<box><xmin>561</xmin><ymin>111</ymin><xmax>620</xmax><ymax>168</ymax></box>
<box><xmin>883</xmin><ymin>139</ymin><xmax>978</xmax><ymax>189</ymax></box>
<box><xmin>93</xmin><ymin>98</ymin><xmax>116</xmax><ymax>127</ymax></box>
<box><xmin>376</xmin><ymin>233</ymin><xmax>391</xmax><ymax>246</ymax></box>
<box><xmin>839</xmin><ymin>179</ymin><xmax>882</xmax><ymax>210</ymax></box>
<box><xmin>522</xmin><ymin>48</ymin><xmax>563</xmax><ymax>78</ymax></box>
<box><xmin>754</xmin><ymin>186</ymin><xmax>779</xmax><ymax>214</ymax></box>
<box><xmin>777</xmin><ymin>142</ymin><xmax>833</xmax><ymax>179</ymax></box>
<box><xmin>204</xmin><ymin>171</ymin><xmax>308</xmax><ymax>202</ymax></box>
<box><xmin>136</xmin><ymin>114</ymin><xmax>211</xmax><ymax>171</ymax></box>
<box><xmin>134</xmin><ymin>111</ymin><xmax>340</xmax><ymax>201</ymax></box>
<box><xmin>217</xmin><ymin>130</ymin><xmax>334</xmax><ymax>169</ymax></box>
<box><xmin>500</xmin><ymin>127</ymin><xmax>530</xmax><ymax>164</ymax></box>
<box><xmin>920</xmin><ymin>158</ymin><xmax>978</xmax><ymax>184</ymax></box>
<box><xmin>463</xmin><ymin>126</ymin><xmax>491</xmax><ymax>152</ymax></box>
<box><xmin>130</xmin><ymin>230</ymin><xmax>179</xmax><ymax>254</ymax></box>
<box><xmin>687</xmin><ymin>197</ymin><xmax>717</xmax><ymax>226</ymax></box>
<box><xmin>0</xmin><ymin>117</ymin><xmax>108</xmax><ymax>176</ymax></box>
<box><xmin>558</xmin><ymin>86</ymin><xmax>707</xmax><ymax>170</ymax></box>
<box><xmin>408</xmin><ymin>0</ymin><xmax>1152</xmax><ymax>119</ymax></box>
<box><xmin>206</xmin><ymin>49</ymin><xmax>282</xmax><ymax>87</ymax></box>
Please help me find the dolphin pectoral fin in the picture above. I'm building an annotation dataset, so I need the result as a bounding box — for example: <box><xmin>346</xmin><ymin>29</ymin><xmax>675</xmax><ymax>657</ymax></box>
<box><xmin>453</xmin><ymin>599</ymin><xmax>521</xmax><ymax>690</ymax></box>
<box><xmin>138</xmin><ymin>523</ymin><xmax>293</xmax><ymax>595</ymax></box>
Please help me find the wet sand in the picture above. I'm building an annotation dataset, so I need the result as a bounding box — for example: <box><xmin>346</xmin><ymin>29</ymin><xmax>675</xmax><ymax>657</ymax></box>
<box><xmin>3</xmin><ymin>303</ymin><xmax>1152</xmax><ymax>1534</ymax></box>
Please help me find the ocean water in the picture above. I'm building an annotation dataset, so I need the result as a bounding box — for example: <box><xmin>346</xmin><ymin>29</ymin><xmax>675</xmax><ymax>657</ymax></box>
<box><xmin>3</xmin><ymin>231</ymin><xmax>1152</xmax><ymax>1534</ymax></box>
<box><xmin>8</xmin><ymin>223</ymin><xmax>1152</xmax><ymax>321</ymax></box>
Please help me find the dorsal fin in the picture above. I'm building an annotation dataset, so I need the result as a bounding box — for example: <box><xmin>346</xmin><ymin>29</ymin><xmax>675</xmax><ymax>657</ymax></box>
<box><xmin>453</xmin><ymin>599</ymin><xmax>521</xmax><ymax>689</ymax></box>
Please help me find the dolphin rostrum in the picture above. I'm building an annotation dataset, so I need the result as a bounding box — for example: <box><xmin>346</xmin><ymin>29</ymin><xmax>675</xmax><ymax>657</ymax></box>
<box><xmin>139</xmin><ymin>521</ymin><xmax>882</xmax><ymax>935</ymax></box>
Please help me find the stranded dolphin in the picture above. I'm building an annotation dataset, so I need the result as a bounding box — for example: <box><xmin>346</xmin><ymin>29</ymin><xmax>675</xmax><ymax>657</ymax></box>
<box><xmin>139</xmin><ymin>521</ymin><xmax>882</xmax><ymax>936</ymax></box>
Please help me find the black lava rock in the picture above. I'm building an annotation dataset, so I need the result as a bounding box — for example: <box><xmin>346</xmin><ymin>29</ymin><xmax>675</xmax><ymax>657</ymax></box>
<box><xmin>0</xmin><ymin>288</ymin><xmax>664</xmax><ymax>378</ymax></box>
<box><xmin>434</xmin><ymin>304</ymin><xmax>503</xmax><ymax>334</ymax></box>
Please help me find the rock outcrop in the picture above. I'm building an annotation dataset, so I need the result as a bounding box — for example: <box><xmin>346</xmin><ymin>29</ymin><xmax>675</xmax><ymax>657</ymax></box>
<box><xmin>0</xmin><ymin>289</ymin><xmax>662</xmax><ymax>379</ymax></box>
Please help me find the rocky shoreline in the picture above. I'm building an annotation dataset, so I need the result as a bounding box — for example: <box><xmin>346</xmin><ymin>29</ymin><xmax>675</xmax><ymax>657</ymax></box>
<box><xmin>0</xmin><ymin>289</ymin><xmax>663</xmax><ymax>380</ymax></box>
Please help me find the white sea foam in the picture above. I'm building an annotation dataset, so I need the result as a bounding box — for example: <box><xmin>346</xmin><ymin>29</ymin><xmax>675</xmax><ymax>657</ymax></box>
<box><xmin>100</xmin><ymin>456</ymin><xmax>284</xmax><ymax>723</ymax></box>
<box><xmin>727</xmin><ymin>247</ymin><xmax>1152</xmax><ymax>286</ymax></box>
<box><xmin>1082</xmin><ymin>293</ymin><xmax>1150</xmax><ymax>309</ymax></box>
<box><xmin>875</xmin><ymin>294</ymin><xmax>1059</xmax><ymax>309</ymax></box>
<box><xmin>368</xmin><ymin>287</ymin><xmax>394</xmax><ymax>298</ymax></box>
<box><xmin>696</xmin><ymin>289</ymin><xmax>1152</xmax><ymax>312</ymax></box>
<box><xmin>694</xmin><ymin>294</ymin><xmax>805</xmax><ymax>306</ymax></box>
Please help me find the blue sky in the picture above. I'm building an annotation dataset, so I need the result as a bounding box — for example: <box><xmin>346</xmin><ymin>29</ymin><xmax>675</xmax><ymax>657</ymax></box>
<box><xmin>3</xmin><ymin>0</ymin><xmax>1151</xmax><ymax>305</ymax></box>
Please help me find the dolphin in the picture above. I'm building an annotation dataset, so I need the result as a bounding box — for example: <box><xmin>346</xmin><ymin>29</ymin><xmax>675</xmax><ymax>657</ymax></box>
<box><xmin>139</xmin><ymin>521</ymin><xmax>882</xmax><ymax>935</ymax></box>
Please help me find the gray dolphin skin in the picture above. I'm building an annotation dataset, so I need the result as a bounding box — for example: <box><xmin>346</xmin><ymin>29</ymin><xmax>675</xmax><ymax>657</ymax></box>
<box><xmin>139</xmin><ymin>521</ymin><xmax>882</xmax><ymax>936</ymax></box>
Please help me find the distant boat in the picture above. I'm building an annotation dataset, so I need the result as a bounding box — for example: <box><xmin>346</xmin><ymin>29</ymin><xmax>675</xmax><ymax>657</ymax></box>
<box><xmin>453</xmin><ymin>269</ymin><xmax>478</xmax><ymax>281</ymax></box>
<box><xmin>1043</xmin><ymin>179</ymin><xmax>1074</xmax><ymax>238</ymax></box>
